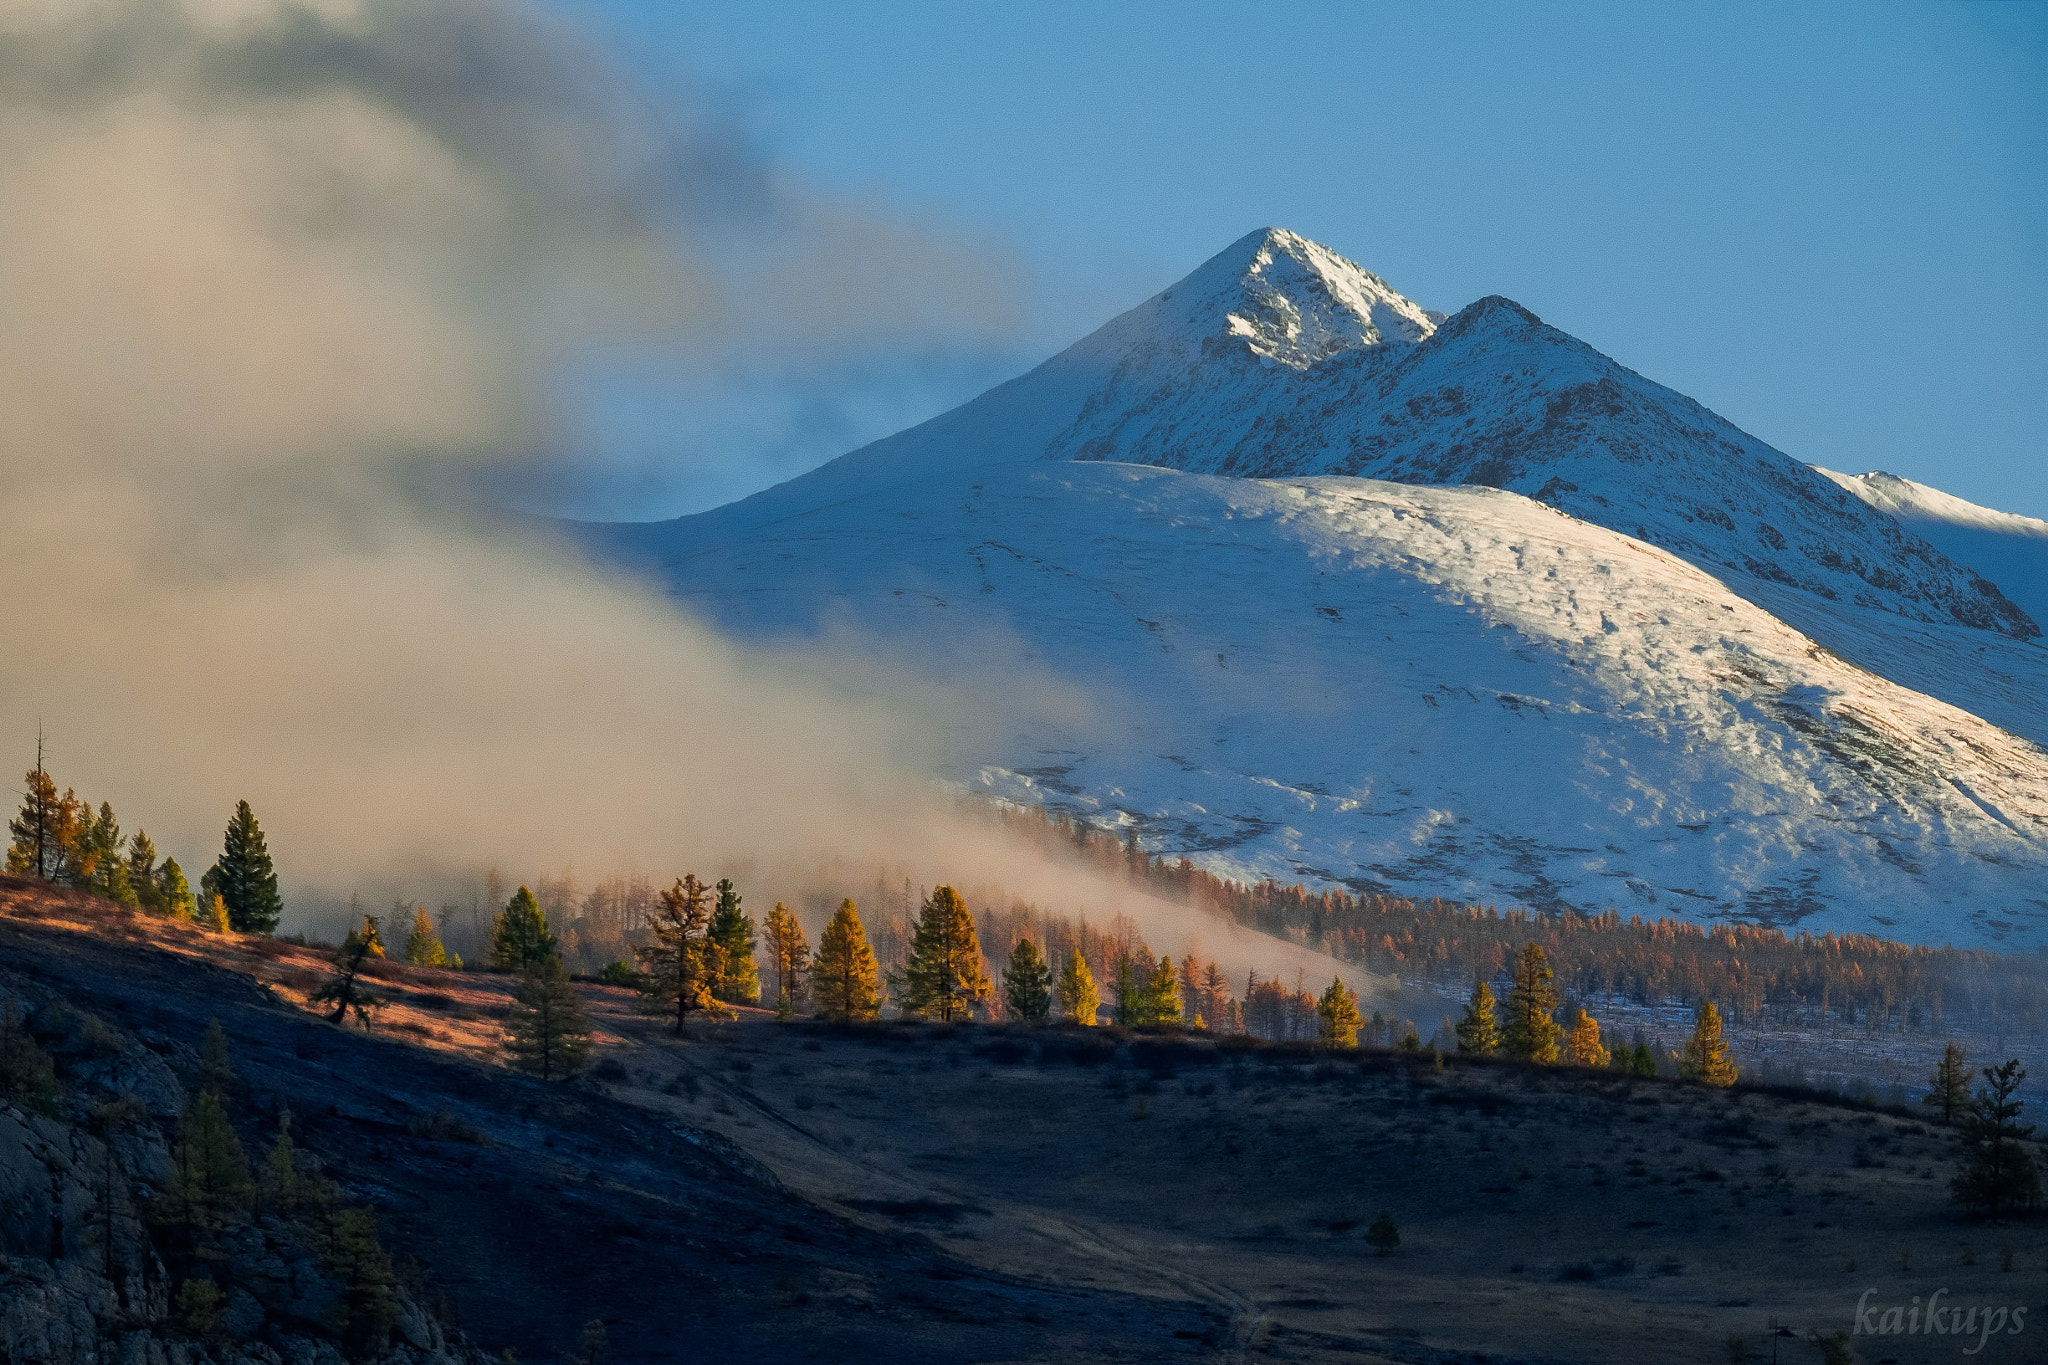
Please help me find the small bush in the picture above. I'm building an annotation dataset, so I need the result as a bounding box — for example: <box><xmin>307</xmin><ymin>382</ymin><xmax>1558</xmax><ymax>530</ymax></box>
<box><xmin>81</xmin><ymin>1013</ymin><xmax>124</xmax><ymax>1058</ymax></box>
<box><xmin>173</xmin><ymin>1278</ymin><xmax>224</xmax><ymax>1337</ymax></box>
<box><xmin>407</xmin><ymin>1109</ymin><xmax>489</xmax><ymax>1145</ymax></box>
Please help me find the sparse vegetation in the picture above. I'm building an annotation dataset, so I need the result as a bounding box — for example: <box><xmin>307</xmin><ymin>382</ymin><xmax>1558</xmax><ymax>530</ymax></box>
<box><xmin>502</xmin><ymin>956</ymin><xmax>594</xmax><ymax>1080</ymax></box>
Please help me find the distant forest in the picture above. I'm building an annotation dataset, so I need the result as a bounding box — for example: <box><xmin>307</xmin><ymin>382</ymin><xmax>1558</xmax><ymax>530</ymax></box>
<box><xmin>980</xmin><ymin>802</ymin><xmax>2048</xmax><ymax>1034</ymax></box>
<box><xmin>416</xmin><ymin>800</ymin><xmax>2048</xmax><ymax>1038</ymax></box>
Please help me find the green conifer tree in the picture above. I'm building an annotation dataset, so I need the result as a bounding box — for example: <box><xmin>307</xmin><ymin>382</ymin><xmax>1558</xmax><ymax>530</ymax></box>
<box><xmin>1456</xmin><ymin>979</ymin><xmax>1502</xmax><ymax>1054</ymax></box>
<box><xmin>199</xmin><ymin>1018</ymin><xmax>235</xmax><ymax>1095</ymax></box>
<box><xmin>262</xmin><ymin>1110</ymin><xmax>302</xmax><ymax>1214</ymax></box>
<box><xmin>207</xmin><ymin>800</ymin><xmax>282</xmax><ymax>933</ymax></box>
<box><xmin>503</xmin><ymin>956</ymin><xmax>594</xmax><ymax>1080</ymax></box>
<box><xmin>813</xmin><ymin>898</ymin><xmax>882</xmax><ymax>1023</ymax></box>
<box><xmin>634</xmin><ymin>874</ymin><xmax>719</xmax><ymax>1034</ymax></box>
<box><xmin>1925</xmin><ymin>1040</ymin><xmax>1971</xmax><ymax>1123</ymax></box>
<box><xmin>1680</xmin><ymin>1002</ymin><xmax>1737</xmax><ymax>1086</ymax></box>
<box><xmin>1628</xmin><ymin>1040</ymin><xmax>1658</xmax><ymax>1077</ymax></box>
<box><xmin>1502</xmin><ymin>944</ymin><xmax>1561</xmax><ymax>1064</ymax></box>
<box><xmin>1112</xmin><ymin>954</ymin><xmax>1138</xmax><ymax>1026</ymax></box>
<box><xmin>489</xmin><ymin>887</ymin><xmax>559</xmax><ymax>973</ymax></box>
<box><xmin>1057</xmin><ymin>948</ymin><xmax>1099</xmax><ymax>1026</ymax></box>
<box><xmin>1002</xmin><ymin>938</ymin><xmax>1054</xmax><ymax>1023</ymax></box>
<box><xmin>899</xmin><ymin>886</ymin><xmax>991</xmax><ymax>1021</ymax></box>
<box><xmin>159</xmin><ymin>857</ymin><xmax>196</xmax><ymax>921</ymax></box>
<box><xmin>81</xmin><ymin>802</ymin><xmax>137</xmax><ymax>905</ymax></box>
<box><xmin>402</xmin><ymin>906</ymin><xmax>448</xmax><ymax>967</ymax></box>
<box><xmin>168</xmin><ymin>1090</ymin><xmax>250</xmax><ymax>1231</ymax></box>
<box><xmin>1145</xmin><ymin>954</ymin><xmax>1183</xmax><ymax>1026</ymax></box>
<box><xmin>1317</xmin><ymin>976</ymin><xmax>1362</xmax><ymax>1047</ymax></box>
<box><xmin>326</xmin><ymin>1206</ymin><xmax>399</xmax><ymax>1357</ymax></box>
<box><xmin>1950</xmin><ymin>1059</ymin><xmax>2041</xmax><ymax>1219</ymax></box>
<box><xmin>128</xmin><ymin>831</ymin><xmax>165</xmax><ymax>914</ymax></box>
<box><xmin>708</xmin><ymin>877</ymin><xmax>759</xmax><ymax>1004</ymax></box>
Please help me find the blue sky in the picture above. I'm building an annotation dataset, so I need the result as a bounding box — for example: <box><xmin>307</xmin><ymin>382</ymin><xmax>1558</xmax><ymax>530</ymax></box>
<box><xmin>542</xmin><ymin>1</ymin><xmax>2048</xmax><ymax>521</ymax></box>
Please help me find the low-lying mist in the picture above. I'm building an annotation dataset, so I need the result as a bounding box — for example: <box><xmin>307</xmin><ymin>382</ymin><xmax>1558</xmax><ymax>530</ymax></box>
<box><xmin>0</xmin><ymin>0</ymin><xmax>1375</xmax><ymax>1003</ymax></box>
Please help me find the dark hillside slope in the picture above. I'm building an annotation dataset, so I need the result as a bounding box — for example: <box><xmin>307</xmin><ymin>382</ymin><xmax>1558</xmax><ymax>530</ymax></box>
<box><xmin>0</xmin><ymin>886</ymin><xmax>1214</xmax><ymax>1363</ymax></box>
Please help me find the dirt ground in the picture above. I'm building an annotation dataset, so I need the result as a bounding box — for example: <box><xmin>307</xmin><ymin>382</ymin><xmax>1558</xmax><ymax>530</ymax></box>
<box><xmin>587</xmin><ymin>1003</ymin><xmax>2048</xmax><ymax>1365</ymax></box>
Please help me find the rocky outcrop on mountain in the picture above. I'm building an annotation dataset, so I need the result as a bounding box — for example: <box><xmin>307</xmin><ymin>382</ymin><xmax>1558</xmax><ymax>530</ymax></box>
<box><xmin>0</xmin><ymin>978</ymin><xmax>485</xmax><ymax>1365</ymax></box>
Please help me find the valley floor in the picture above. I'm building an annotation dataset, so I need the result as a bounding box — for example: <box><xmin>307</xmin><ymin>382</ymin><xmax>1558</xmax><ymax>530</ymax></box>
<box><xmin>602</xmin><ymin>1006</ymin><xmax>2047</xmax><ymax>1365</ymax></box>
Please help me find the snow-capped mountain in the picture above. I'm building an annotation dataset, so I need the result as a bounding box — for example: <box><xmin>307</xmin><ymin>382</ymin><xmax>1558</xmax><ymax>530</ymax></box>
<box><xmin>635</xmin><ymin>229</ymin><xmax>2033</xmax><ymax>644</ymax></box>
<box><xmin>580</xmin><ymin>229</ymin><xmax>2048</xmax><ymax>949</ymax></box>
<box><xmin>1816</xmin><ymin>467</ymin><xmax>2048</xmax><ymax>630</ymax></box>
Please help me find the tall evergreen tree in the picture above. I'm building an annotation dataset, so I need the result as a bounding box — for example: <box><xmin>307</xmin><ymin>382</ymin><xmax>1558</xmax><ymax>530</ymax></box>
<box><xmin>167</xmin><ymin>1091</ymin><xmax>250</xmax><ymax>1232</ymax></box>
<box><xmin>199</xmin><ymin>1017</ymin><xmax>235</xmax><ymax>1095</ymax></box>
<box><xmin>1925</xmin><ymin>1041</ymin><xmax>1971</xmax><ymax>1123</ymax></box>
<box><xmin>77</xmin><ymin>802</ymin><xmax>135</xmax><ymax>904</ymax></box>
<box><xmin>207</xmin><ymin>800</ymin><xmax>282</xmax><ymax>933</ymax></box>
<box><xmin>1112</xmin><ymin>954</ymin><xmax>1138</xmax><ymax>1026</ymax></box>
<box><xmin>1501</xmin><ymin>944</ymin><xmax>1561</xmax><ymax>1064</ymax></box>
<box><xmin>489</xmin><ymin>886</ymin><xmax>559</xmax><ymax>972</ymax></box>
<box><xmin>127</xmin><ymin>831</ymin><xmax>164</xmax><ymax>914</ymax></box>
<box><xmin>1456</xmin><ymin>980</ymin><xmax>1501</xmax><ymax>1055</ymax></box>
<box><xmin>159</xmin><ymin>857</ymin><xmax>195</xmax><ymax>921</ymax></box>
<box><xmin>403</xmin><ymin>906</ymin><xmax>448</xmax><ymax>967</ymax></box>
<box><xmin>503</xmin><ymin>956</ymin><xmax>594</xmax><ymax>1080</ymax></box>
<box><xmin>762</xmin><ymin>902</ymin><xmax>809</xmax><ymax>1014</ymax></box>
<box><xmin>1680</xmin><ymin>1001</ymin><xmax>1737</xmax><ymax>1086</ymax></box>
<box><xmin>708</xmin><ymin>878</ymin><xmax>759</xmax><ymax>1004</ymax></box>
<box><xmin>634</xmin><ymin>874</ymin><xmax>720</xmax><ymax>1035</ymax></box>
<box><xmin>1564</xmin><ymin>1008</ymin><xmax>1608</xmax><ymax>1068</ymax></box>
<box><xmin>1317</xmin><ymin>976</ymin><xmax>1362</xmax><ymax>1047</ymax></box>
<box><xmin>1143</xmin><ymin>954</ymin><xmax>1183</xmax><ymax>1026</ymax></box>
<box><xmin>813</xmin><ymin>898</ymin><xmax>882</xmax><ymax>1023</ymax></box>
<box><xmin>261</xmin><ymin>1111</ymin><xmax>303</xmax><ymax>1214</ymax></box>
<box><xmin>1003</xmin><ymin>937</ymin><xmax>1053</xmax><ymax>1023</ymax></box>
<box><xmin>899</xmin><ymin>885</ymin><xmax>991</xmax><ymax>1021</ymax></box>
<box><xmin>1950</xmin><ymin>1060</ymin><xmax>2041</xmax><ymax>1219</ymax></box>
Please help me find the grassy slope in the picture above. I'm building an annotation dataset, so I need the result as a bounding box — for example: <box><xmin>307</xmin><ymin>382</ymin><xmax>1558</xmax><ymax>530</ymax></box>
<box><xmin>5</xmin><ymin>876</ymin><xmax>2044</xmax><ymax>1364</ymax></box>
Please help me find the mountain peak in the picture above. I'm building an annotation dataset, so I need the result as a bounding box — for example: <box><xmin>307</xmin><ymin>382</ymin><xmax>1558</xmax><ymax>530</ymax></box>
<box><xmin>1160</xmin><ymin>226</ymin><xmax>1437</xmax><ymax>368</ymax></box>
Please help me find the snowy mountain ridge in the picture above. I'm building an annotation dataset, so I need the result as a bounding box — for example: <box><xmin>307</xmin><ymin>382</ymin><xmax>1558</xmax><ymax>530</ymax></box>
<box><xmin>1815</xmin><ymin>466</ymin><xmax>2048</xmax><ymax>632</ymax></box>
<box><xmin>580</xmin><ymin>229</ymin><xmax>2048</xmax><ymax>949</ymax></box>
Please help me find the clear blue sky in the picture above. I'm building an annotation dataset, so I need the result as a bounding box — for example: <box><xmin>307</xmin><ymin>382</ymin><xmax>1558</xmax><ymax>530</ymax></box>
<box><xmin>542</xmin><ymin>1</ymin><xmax>2048</xmax><ymax>521</ymax></box>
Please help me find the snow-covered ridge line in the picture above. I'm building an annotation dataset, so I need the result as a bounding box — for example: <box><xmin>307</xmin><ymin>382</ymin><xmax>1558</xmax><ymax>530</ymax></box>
<box><xmin>576</xmin><ymin>228</ymin><xmax>2048</xmax><ymax>950</ymax></box>
<box><xmin>607</xmin><ymin>460</ymin><xmax>2048</xmax><ymax>950</ymax></box>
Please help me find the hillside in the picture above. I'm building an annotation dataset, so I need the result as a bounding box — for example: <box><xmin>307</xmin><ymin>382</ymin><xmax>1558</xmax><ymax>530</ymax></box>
<box><xmin>0</xmin><ymin>881</ymin><xmax>1209</xmax><ymax>1363</ymax></box>
<box><xmin>1817</xmin><ymin>468</ymin><xmax>2048</xmax><ymax>635</ymax></box>
<box><xmin>5</xmin><ymin>891</ymin><xmax>2041</xmax><ymax>1365</ymax></box>
<box><xmin>594</xmin><ymin>460</ymin><xmax>2048</xmax><ymax>947</ymax></box>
